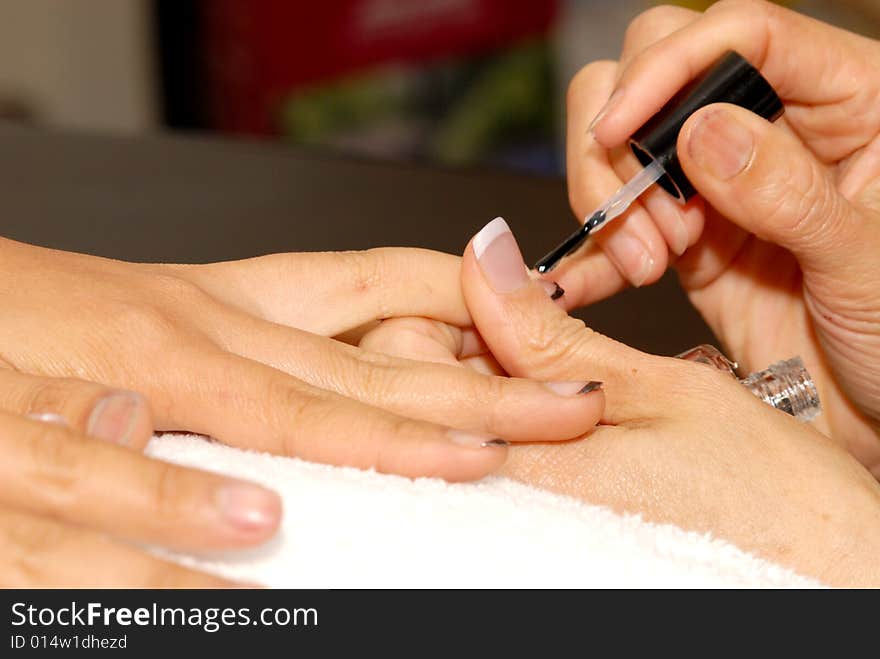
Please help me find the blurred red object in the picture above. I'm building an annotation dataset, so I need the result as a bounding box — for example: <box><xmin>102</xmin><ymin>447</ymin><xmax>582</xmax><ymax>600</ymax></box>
<box><xmin>202</xmin><ymin>0</ymin><xmax>558</xmax><ymax>134</ymax></box>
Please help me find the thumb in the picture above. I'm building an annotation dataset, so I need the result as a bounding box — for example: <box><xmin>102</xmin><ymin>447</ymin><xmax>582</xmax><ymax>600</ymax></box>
<box><xmin>461</xmin><ymin>217</ymin><xmax>683</xmax><ymax>423</ymax></box>
<box><xmin>678</xmin><ymin>103</ymin><xmax>877</xmax><ymax>286</ymax></box>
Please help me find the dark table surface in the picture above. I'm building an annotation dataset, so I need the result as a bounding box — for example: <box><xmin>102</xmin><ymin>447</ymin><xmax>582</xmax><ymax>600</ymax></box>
<box><xmin>0</xmin><ymin>124</ymin><xmax>715</xmax><ymax>355</ymax></box>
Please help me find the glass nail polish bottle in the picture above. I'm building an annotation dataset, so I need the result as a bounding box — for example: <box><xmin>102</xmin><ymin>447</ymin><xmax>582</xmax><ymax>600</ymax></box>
<box><xmin>676</xmin><ymin>345</ymin><xmax>821</xmax><ymax>422</ymax></box>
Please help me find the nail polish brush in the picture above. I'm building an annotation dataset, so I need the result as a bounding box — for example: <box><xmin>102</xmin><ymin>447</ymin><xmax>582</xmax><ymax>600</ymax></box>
<box><xmin>535</xmin><ymin>50</ymin><xmax>784</xmax><ymax>274</ymax></box>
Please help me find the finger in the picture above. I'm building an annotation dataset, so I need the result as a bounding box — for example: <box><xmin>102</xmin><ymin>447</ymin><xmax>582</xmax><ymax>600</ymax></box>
<box><xmin>607</xmin><ymin>144</ymin><xmax>706</xmax><ymax>258</ymax></box>
<box><xmin>0</xmin><ymin>369</ymin><xmax>153</xmax><ymax>450</ymax></box>
<box><xmin>677</xmin><ymin>103</ymin><xmax>879</xmax><ymax>288</ymax></box>
<box><xmin>546</xmin><ymin>243</ymin><xmax>627</xmax><ymax>308</ymax></box>
<box><xmin>359</xmin><ymin>317</ymin><xmax>507</xmax><ymax>373</ymax></box>
<box><xmin>0</xmin><ymin>411</ymin><xmax>281</xmax><ymax>551</ymax></box>
<box><xmin>359</xmin><ymin>318</ymin><xmax>492</xmax><ymax>362</ymax></box>
<box><xmin>462</xmin><ymin>217</ymin><xmax>675</xmax><ymax>423</ymax></box>
<box><xmin>591</xmin><ymin>0</ymin><xmax>879</xmax><ymax>160</ymax></box>
<box><xmin>837</xmin><ymin>134</ymin><xmax>880</xmax><ymax>205</ymax></box>
<box><xmin>566</xmin><ymin>61</ymin><xmax>668</xmax><ymax>287</ymax></box>
<box><xmin>0</xmin><ymin>508</ymin><xmax>240</xmax><ymax>587</ymax></box>
<box><xmin>359</xmin><ymin>317</ymin><xmax>465</xmax><ymax>367</ymax></box>
<box><xmin>203</xmin><ymin>309</ymin><xmax>605</xmax><ymax>444</ymax></box>
<box><xmin>175</xmin><ymin>248</ymin><xmax>470</xmax><ymax>336</ymax></box>
<box><xmin>158</xmin><ymin>349</ymin><xmax>510</xmax><ymax>481</ymax></box>
<box><xmin>617</xmin><ymin>4</ymin><xmax>699</xmax><ymax>70</ymax></box>
<box><xmin>359</xmin><ymin>317</ymin><xmax>507</xmax><ymax>375</ymax></box>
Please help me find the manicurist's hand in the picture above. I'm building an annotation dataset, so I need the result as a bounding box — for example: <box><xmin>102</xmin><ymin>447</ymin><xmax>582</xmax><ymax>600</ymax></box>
<box><xmin>0</xmin><ymin>368</ymin><xmax>280</xmax><ymax>586</ymax></box>
<box><xmin>0</xmin><ymin>238</ymin><xmax>604</xmax><ymax>481</ymax></box>
<box><xmin>558</xmin><ymin>0</ymin><xmax>880</xmax><ymax>471</ymax></box>
<box><xmin>461</xmin><ymin>218</ymin><xmax>880</xmax><ymax>586</ymax></box>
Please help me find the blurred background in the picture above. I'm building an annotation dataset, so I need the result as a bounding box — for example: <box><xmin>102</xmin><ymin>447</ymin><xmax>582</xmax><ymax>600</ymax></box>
<box><xmin>1</xmin><ymin>0</ymin><xmax>878</xmax><ymax>176</ymax></box>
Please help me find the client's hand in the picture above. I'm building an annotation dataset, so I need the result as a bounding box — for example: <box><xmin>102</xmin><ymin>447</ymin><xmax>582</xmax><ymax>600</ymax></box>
<box><xmin>0</xmin><ymin>368</ymin><xmax>279</xmax><ymax>586</ymax></box>
<box><xmin>559</xmin><ymin>0</ymin><xmax>880</xmax><ymax>472</ymax></box>
<box><xmin>0</xmin><ymin>238</ymin><xmax>603</xmax><ymax>481</ymax></box>
<box><xmin>362</xmin><ymin>218</ymin><xmax>880</xmax><ymax>586</ymax></box>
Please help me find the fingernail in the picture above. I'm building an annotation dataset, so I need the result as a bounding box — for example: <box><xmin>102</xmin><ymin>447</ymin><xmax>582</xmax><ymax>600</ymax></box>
<box><xmin>670</xmin><ymin>215</ymin><xmax>689</xmax><ymax>257</ymax></box>
<box><xmin>688</xmin><ymin>108</ymin><xmax>754</xmax><ymax>180</ymax></box>
<box><xmin>605</xmin><ymin>231</ymin><xmax>654</xmax><ymax>287</ymax></box>
<box><xmin>588</xmin><ymin>88</ymin><xmax>624</xmax><ymax>136</ymax></box>
<box><xmin>579</xmin><ymin>380</ymin><xmax>603</xmax><ymax>394</ymax></box>
<box><xmin>538</xmin><ymin>280</ymin><xmax>565</xmax><ymax>300</ymax></box>
<box><xmin>472</xmin><ymin>217</ymin><xmax>529</xmax><ymax>294</ymax></box>
<box><xmin>543</xmin><ymin>380</ymin><xmax>603</xmax><ymax>396</ymax></box>
<box><xmin>27</xmin><ymin>412</ymin><xmax>68</xmax><ymax>426</ymax></box>
<box><xmin>447</xmin><ymin>429</ymin><xmax>509</xmax><ymax>449</ymax></box>
<box><xmin>86</xmin><ymin>391</ymin><xmax>141</xmax><ymax>446</ymax></box>
<box><xmin>215</xmin><ymin>482</ymin><xmax>280</xmax><ymax>532</ymax></box>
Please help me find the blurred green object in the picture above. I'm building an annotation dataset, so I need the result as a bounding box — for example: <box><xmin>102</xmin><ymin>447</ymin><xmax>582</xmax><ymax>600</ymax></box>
<box><xmin>431</xmin><ymin>40</ymin><xmax>554</xmax><ymax>163</ymax></box>
<box><xmin>279</xmin><ymin>71</ymin><xmax>411</xmax><ymax>144</ymax></box>
<box><xmin>277</xmin><ymin>40</ymin><xmax>557</xmax><ymax>171</ymax></box>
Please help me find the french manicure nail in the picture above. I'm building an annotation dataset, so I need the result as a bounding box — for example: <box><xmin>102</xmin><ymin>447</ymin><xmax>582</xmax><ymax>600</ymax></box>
<box><xmin>27</xmin><ymin>412</ymin><xmax>68</xmax><ymax>426</ymax></box>
<box><xmin>688</xmin><ymin>108</ymin><xmax>754</xmax><ymax>180</ymax></box>
<box><xmin>543</xmin><ymin>380</ymin><xmax>603</xmax><ymax>396</ymax></box>
<box><xmin>588</xmin><ymin>88</ymin><xmax>624</xmax><ymax>136</ymax></box>
<box><xmin>86</xmin><ymin>391</ymin><xmax>141</xmax><ymax>446</ymax></box>
<box><xmin>605</xmin><ymin>231</ymin><xmax>654</xmax><ymax>287</ymax></box>
<box><xmin>447</xmin><ymin>429</ymin><xmax>509</xmax><ymax>449</ymax></box>
<box><xmin>215</xmin><ymin>482</ymin><xmax>280</xmax><ymax>532</ymax></box>
<box><xmin>538</xmin><ymin>280</ymin><xmax>565</xmax><ymax>300</ymax></box>
<box><xmin>473</xmin><ymin>217</ymin><xmax>530</xmax><ymax>294</ymax></box>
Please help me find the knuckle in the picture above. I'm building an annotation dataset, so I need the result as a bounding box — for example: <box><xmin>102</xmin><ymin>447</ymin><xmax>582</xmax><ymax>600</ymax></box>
<box><xmin>567</xmin><ymin>60</ymin><xmax>617</xmax><ymax>106</ymax></box>
<box><xmin>625</xmin><ymin>5</ymin><xmax>680</xmax><ymax>44</ymax></box>
<box><xmin>24</xmin><ymin>425</ymin><xmax>86</xmax><ymax>505</ymax></box>
<box><xmin>521</xmin><ymin>316</ymin><xmax>593</xmax><ymax>374</ymax></box>
<box><xmin>148</xmin><ymin>273</ymin><xmax>211</xmax><ymax>308</ymax></box>
<box><xmin>756</xmin><ymin>159</ymin><xmax>838</xmax><ymax>245</ymax></box>
<box><xmin>103</xmin><ymin>275</ymin><xmax>211</xmax><ymax>351</ymax></box>
<box><xmin>23</xmin><ymin>379</ymin><xmax>84</xmax><ymax>419</ymax></box>
<box><xmin>108</xmin><ymin>301</ymin><xmax>180</xmax><ymax>348</ymax></box>
<box><xmin>147</xmin><ymin>462</ymin><xmax>184</xmax><ymax>520</ymax></box>
<box><xmin>371</xmin><ymin>416</ymin><xmax>423</xmax><ymax>473</ymax></box>
<box><xmin>335</xmin><ymin>247</ymin><xmax>399</xmax><ymax>320</ymax></box>
<box><xmin>352</xmin><ymin>352</ymin><xmax>396</xmax><ymax>400</ymax></box>
<box><xmin>335</xmin><ymin>347</ymin><xmax>399</xmax><ymax>401</ymax></box>
<box><xmin>275</xmin><ymin>383</ymin><xmax>333</xmax><ymax>456</ymax></box>
<box><xmin>339</xmin><ymin>249</ymin><xmax>384</xmax><ymax>294</ymax></box>
<box><xmin>476</xmin><ymin>374</ymin><xmax>509</xmax><ymax>432</ymax></box>
<box><xmin>363</xmin><ymin>250</ymin><xmax>395</xmax><ymax>320</ymax></box>
<box><xmin>791</xmin><ymin>169</ymin><xmax>842</xmax><ymax>244</ymax></box>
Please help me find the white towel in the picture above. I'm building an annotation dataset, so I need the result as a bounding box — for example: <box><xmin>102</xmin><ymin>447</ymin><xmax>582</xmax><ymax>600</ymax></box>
<box><xmin>147</xmin><ymin>434</ymin><xmax>820</xmax><ymax>588</ymax></box>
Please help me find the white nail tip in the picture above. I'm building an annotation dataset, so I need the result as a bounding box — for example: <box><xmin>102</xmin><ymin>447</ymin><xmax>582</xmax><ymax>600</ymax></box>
<box><xmin>473</xmin><ymin>217</ymin><xmax>511</xmax><ymax>260</ymax></box>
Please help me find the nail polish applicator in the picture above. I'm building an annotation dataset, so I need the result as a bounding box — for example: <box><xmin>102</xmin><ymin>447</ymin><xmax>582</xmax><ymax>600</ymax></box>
<box><xmin>535</xmin><ymin>50</ymin><xmax>784</xmax><ymax>274</ymax></box>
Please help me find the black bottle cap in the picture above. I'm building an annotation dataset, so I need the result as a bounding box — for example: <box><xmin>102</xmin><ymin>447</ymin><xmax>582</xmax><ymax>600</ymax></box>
<box><xmin>629</xmin><ymin>50</ymin><xmax>783</xmax><ymax>202</ymax></box>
